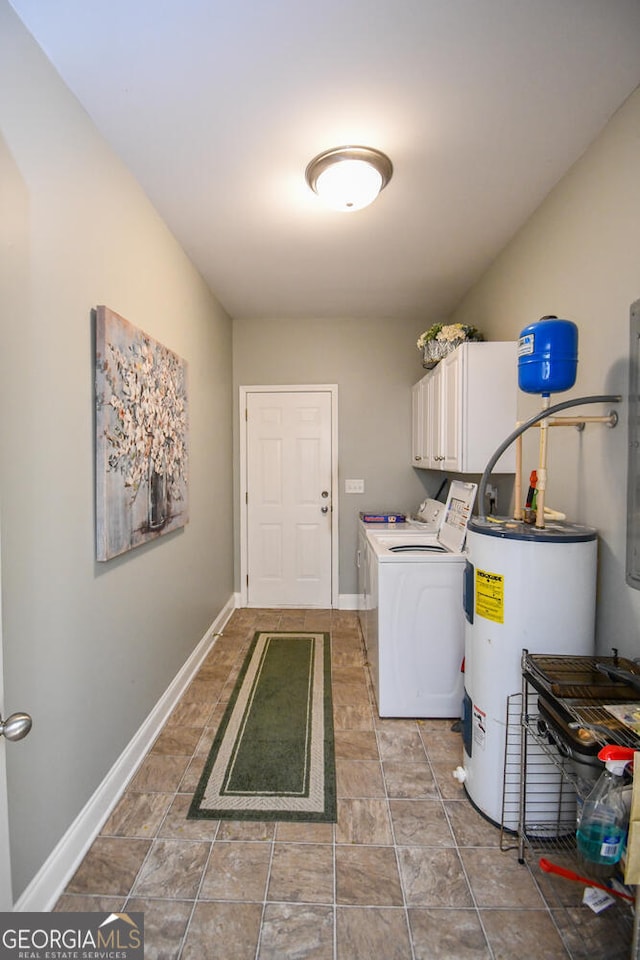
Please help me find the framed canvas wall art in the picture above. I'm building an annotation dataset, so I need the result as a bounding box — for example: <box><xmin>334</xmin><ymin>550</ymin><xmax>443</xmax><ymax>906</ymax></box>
<box><xmin>95</xmin><ymin>305</ymin><xmax>189</xmax><ymax>561</ymax></box>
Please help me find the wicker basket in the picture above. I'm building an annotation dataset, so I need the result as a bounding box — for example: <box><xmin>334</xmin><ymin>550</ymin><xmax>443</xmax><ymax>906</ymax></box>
<box><xmin>421</xmin><ymin>338</ymin><xmax>466</xmax><ymax>369</ymax></box>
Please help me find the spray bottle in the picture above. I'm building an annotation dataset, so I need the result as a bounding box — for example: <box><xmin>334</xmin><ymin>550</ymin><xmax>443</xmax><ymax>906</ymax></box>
<box><xmin>575</xmin><ymin>745</ymin><xmax>634</xmax><ymax>879</ymax></box>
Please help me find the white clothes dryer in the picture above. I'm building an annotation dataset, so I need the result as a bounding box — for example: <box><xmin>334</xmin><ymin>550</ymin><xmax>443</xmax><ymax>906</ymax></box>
<box><xmin>361</xmin><ymin>481</ymin><xmax>476</xmax><ymax>717</ymax></box>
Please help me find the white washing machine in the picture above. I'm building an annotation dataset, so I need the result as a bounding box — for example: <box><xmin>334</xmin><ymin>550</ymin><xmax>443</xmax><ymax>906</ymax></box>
<box><xmin>356</xmin><ymin>503</ymin><xmax>445</xmax><ymax>645</ymax></box>
<box><xmin>361</xmin><ymin>481</ymin><xmax>476</xmax><ymax>717</ymax></box>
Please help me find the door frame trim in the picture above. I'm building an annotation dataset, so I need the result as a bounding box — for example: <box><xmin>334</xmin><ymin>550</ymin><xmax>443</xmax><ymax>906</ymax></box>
<box><xmin>0</xmin><ymin>510</ymin><xmax>13</xmax><ymax>911</ymax></box>
<box><xmin>239</xmin><ymin>384</ymin><xmax>339</xmax><ymax>608</ymax></box>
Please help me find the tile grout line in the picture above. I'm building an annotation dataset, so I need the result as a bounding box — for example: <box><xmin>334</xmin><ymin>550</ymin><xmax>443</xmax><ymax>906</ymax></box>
<box><xmin>139</xmin><ymin>636</ymin><xmax>224</xmax><ymax>959</ymax></box>
<box><xmin>330</xmin><ymin>626</ymin><xmax>338</xmax><ymax>960</ymax></box>
<box><xmin>253</xmin><ymin>835</ymin><xmax>276</xmax><ymax>960</ymax></box>
<box><xmin>522</xmin><ymin>857</ymin><xmax>574</xmax><ymax>959</ymax></box>
<box><xmin>436</xmin><ymin>765</ymin><xmax>497</xmax><ymax>960</ymax></box>
<box><xmin>421</xmin><ymin>725</ymin><xmax>488</xmax><ymax>954</ymax></box>
<box><xmin>156</xmin><ymin>622</ymin><xmax>245</xmax><ymax>960</ymax></box>
<box><xmin>251</xmin><ymin>610</ymin><xmax>285</xmax><ymax>960</ymax></box>
<box><xmin>363</xmin><ymin>625</ymin><xmax>417</xmax><ymax>960</ymax></box>
<box><xmin>173</xmin><ymin>828</ymin><xmax>219</xmax><ymax>960</ymax></box>
<box><xmin>55</xmin><ymin>609</ymin><xmax>591</xmax><ymax>959</ymax></box>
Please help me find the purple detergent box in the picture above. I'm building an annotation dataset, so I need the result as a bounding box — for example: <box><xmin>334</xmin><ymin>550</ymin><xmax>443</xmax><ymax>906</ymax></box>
<box><xmin>360</xmin><ymin>512</ymin><xmax>406</xmax><ymax>523</ymax></box>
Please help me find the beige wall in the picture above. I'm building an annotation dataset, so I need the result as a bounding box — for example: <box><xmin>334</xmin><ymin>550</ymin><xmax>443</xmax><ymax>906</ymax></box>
<box><xmin>234</xmin><ymin>87</ymin><xmax>640</xmax><ymax>641</ymax></box>
<box><xmin>3</xmin><ymin>0</ymin><xmax>638</xmax><ymax>899</ymax></box>
<box><xmin>449</xmin><ymin>86</ymin><xmax>640</xmax><ymax>655</ymax></box>
<box><xmin>0</xmin><ymin>2</ymin><xmax>234</xmax><ymax>898</ymax></box>
<box><xmin>233</xmin><ymin>317</ymin><xmax>438</xmax><ymax>598</ymax></box>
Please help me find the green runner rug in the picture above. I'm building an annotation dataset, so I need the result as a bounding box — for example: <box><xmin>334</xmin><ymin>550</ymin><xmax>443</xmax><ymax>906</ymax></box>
<box><xmin>188</xmin><ymin>631</ymin><xmax>336</xmax><ymax>822</ymax></box>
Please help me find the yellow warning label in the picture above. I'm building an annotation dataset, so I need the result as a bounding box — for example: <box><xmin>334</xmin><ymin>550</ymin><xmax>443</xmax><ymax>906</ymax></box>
<box><xmin>475</xmin><ymin>568</ymin><xmax>504</xmax><ymax>623</ymax></box>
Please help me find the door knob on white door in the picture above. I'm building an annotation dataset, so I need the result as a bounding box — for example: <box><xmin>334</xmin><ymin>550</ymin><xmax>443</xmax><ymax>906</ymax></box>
<box><xmin>0</xmin><ymin>712</ymin><xmax>32</xmax><ymax>742</ymax></box>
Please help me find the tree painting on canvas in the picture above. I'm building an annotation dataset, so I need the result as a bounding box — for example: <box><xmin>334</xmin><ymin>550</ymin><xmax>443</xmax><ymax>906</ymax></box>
<box><xmin>95</xmin><ymin>305</ymin><xmax>189</xmax><ymax>560</ymax></box>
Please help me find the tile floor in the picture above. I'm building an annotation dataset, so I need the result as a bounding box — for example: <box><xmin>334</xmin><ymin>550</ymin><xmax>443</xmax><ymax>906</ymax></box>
<box><xmin>54</xmin><ymin>609</ymin><xmax>633</xmax><ymax>959</ymax></box>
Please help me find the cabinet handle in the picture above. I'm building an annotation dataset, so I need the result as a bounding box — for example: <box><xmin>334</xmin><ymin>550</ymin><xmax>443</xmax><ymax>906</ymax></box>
<box><xmin>414</xmin><ymin>456</ymin><xmax>422</xmax><ymax>461</ymax></box>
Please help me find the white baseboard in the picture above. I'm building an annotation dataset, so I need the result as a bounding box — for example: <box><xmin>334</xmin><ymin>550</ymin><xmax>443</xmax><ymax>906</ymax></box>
<box><xmin>338</xmin><ymin>594</ymin><xmax>361</xmax><ymax>610</ymax></box>
<box><xmin>237</xmin><ymin>592</ymin><xmax>360</xmax><ymax>611</ymax></box>
<box><xmin>14</xmin><ymin>594</ymin><xmax>237</xmax><ymax>913</ymax></box>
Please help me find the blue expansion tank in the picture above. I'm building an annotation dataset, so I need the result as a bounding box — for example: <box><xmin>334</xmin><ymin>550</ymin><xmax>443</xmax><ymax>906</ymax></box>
<box><xmin>518</xmin><ymin>315</ymin><xmax>578</xmax><ymax>395</ymax></box>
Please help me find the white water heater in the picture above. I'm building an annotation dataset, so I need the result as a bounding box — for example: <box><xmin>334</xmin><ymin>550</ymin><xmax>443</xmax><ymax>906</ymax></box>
<box><xmin>461</xmin><ymin>517</ymin><xmax>597</xmax><ymax>829</ymax></box>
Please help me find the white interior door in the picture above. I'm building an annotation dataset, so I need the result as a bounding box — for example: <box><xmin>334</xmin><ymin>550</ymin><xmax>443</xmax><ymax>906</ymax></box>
<box><xmin>0</xmin><ymin>518</ymin><xmax>13</xmax><ymax>910</ymax></box>
<box><xmin>243</xmin><ymin>388</ymin><xmax>336</xmax><ymax>608</ymax></box>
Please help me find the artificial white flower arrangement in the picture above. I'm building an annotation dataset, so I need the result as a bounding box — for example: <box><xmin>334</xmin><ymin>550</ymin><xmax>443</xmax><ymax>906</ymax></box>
<box><xmin>416</xmin><ymin>322</ymin><xmax>483</xmax><ymax>351</ymax></box>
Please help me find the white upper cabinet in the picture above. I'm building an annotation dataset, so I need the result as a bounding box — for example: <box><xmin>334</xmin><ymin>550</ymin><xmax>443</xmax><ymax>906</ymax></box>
<box><xmin>412</xmin><ymin>341</ymin><xmax>517</xmax><ymax>473</ymax></box>
<box><xmin>411</xmin><ymin>378</ymin><xmax>427</xmax><ymax>467</ymax></box>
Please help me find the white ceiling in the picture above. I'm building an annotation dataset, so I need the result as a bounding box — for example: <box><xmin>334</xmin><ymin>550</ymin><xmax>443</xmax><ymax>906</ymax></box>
<box><xmin>9</xmin><ymin>0</ymin><xmax>640</xmax><ymax>323</ymax></box>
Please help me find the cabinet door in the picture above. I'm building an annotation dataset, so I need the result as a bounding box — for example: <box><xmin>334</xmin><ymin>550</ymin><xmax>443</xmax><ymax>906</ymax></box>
<box><xmin>440</xmin><ymin>348</ymin><xmax>462</xmax><ymax>469</ymax></box>
<box><xmin>425</xmin><ymin>364</ymin><xmax>444</xmax><ymax>468</ymax></box>
<box><xmin>411</xmin><ymin>342</ymin><xmax>517</xmax><ymax>476</ymax></box>
<box><xmin>411</xmin><ymin>379</ymin><xmax>427</xmax><ymax>467</ymax></box>
<box><xmin>461</xmin><ymin>342</ymin><xmax>517</xmax><ymax>472</ymax></box>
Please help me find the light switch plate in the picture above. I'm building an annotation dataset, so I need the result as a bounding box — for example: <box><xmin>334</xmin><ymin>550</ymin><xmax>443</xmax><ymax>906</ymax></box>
<box><xmin>345</xmin><ymin>479</ymin><xmax>365</xmax><ymax>494</ymax></box>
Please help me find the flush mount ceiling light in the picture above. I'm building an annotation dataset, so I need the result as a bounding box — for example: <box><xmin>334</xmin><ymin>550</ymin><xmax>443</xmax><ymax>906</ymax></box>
<box><xmin>305</xmin><ymin>145</ymin><xmax>393</xmax><ymax>212</ymax></box>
